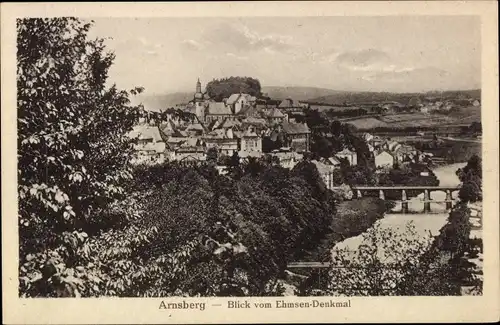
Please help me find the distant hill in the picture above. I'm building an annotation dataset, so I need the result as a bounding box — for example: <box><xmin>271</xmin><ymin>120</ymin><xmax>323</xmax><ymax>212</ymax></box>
<box><xmin>262</xmin><ymin>86</ymin><xmax>347</xmax><ymax>101</ymax></box>
<box><xmin>131</xmin><ymin>92</ymin><xmax>193</xmax><ymax>112</ymax></box>
<box><xmin>307</xmin><ymin>89</ymin><xmax>481</xmax><ymax>105</ymax></box>
<box><xmin>133</xmin><ymin>87</ymin><xmax>481</xmax><ymax>111</ymax></box>
<box><xmin>308</xmin><ymin>92</ymin><xmax>418</xmax><ymax>105</ymax></box>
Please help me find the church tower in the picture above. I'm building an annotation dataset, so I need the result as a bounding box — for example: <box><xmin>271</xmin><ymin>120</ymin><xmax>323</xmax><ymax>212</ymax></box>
<box><xmin>196</xmin><ymin>78</ymin><xmax>202</xmax><ymax>94</ymax></box>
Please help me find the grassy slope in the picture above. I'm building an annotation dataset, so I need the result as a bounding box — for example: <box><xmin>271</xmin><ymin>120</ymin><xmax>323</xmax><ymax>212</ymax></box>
<box><xmin>342</xmin><ymin>107</ymin><xmax>481</xmax><ymax>130</ymax></box>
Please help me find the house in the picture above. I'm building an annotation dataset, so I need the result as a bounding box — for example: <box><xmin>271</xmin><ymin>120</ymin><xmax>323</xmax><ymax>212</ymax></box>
<box><xmin>185</xmin><ymin>120</ymin><xmax>206</xmax><ymax>136</ymax></box>
<box><xmin>281</xmin><ymin>121</ymin><xmax>311</xmax><ymax>152</ymax></box>
<box><xmin>335</xmin><ymin>148</ymin><xmax>358</xmax><ymax>166</ymax></box>
<box><xmin>393</xmin><ymin>145</ymin><xmax>417</xmax><ymax>163</ymax></box>
<box><xmin>166</xmin><ymin>137</ymin><xmax>206</xmax><ymax>162</ymax></box>
<box><xmin>472</xmin><ymin>99</ymin><xmax>480</xmax><ymax>107</ymax></box>
<box><xmin>203</xmin><ymin>128</ymin><xmax>239</xmax><ymax>156</ymax></box>
<box><xmin>203</xmin><ymin>102</ymin><xmax>235</xmax><ymax>123</ymax></box>
<box><xmin>127</xmin><ymin>125</ymin><xmax>166</xmax><ymax>165</ymax></box>
<box><xmin>312</xmin><ymin>160</ymin><xmax>337</xmax><ymax>189</ymax></box>
<box><xmin>371</xmin><ymin>135</ymin><xmax>384</xmax><ymax>147</ymax></box>
<box><xmin>158</xmin><ymin>120</ymin><xmax>179</xmax><ymax>138</ymax></box>
<box><xmin>241</xmin><ymin>116</ymin><xmax>268</xmax><ymax>130</ymax></box>
<box><xmin>217</xmin><ymin>118</ymin><xmax>242</xmax><ymax>130</ymax></box>
<box><xmin>323</xmin><ymin>156</ymin><xmax>342</xmax><ymax>169</ymax></box>
<box><xmin>236</xmin><ymin>105</ymin><xmax>263</xmax><ymax>119</ymax></box>
<box><xmin>271</xmin><ymin>151</ymin><xmax>303</xmax><ymax>169</ymax></box>
<box><xmin>240</xmin><ymin>126</ymin><xmax>262</xmax><ymax>153</ymax></box>
<box><xmin>264</xmin><ymin>107</ymin><xmax>287</xmax><ymax>124</ymax></box>
<box><xmin>132</xmin><ymin>142</ymin><xmax>166</xmax><ymax>165</ymax></box>
<box><xmin>375</xmin><ymin>150</ymin><xmax>395</xmax><ymax>169</ymax></box>
<box><xmin>226</xmin><ymin>93</ymin><xmax>256</xmax><ymax>114</ymax></box>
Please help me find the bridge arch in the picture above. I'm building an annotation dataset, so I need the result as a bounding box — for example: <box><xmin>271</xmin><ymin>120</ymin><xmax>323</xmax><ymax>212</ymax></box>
<box><xmin>331</xmin><ymin>185</ymin><xmax>461</xmax><ymax>213</ymax></box>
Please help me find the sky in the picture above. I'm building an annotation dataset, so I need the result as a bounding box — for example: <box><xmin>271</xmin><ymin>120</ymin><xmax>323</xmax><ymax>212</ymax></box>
<box><xmin>88</xmin><ymin>16</ymin><xmax>481</xmax><ymax>95</ymax></box>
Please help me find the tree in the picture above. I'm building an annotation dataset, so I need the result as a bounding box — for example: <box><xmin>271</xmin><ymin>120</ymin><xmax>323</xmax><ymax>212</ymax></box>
<box><xmin>436</xmin><ymin>203</ymin><xmax>471</xmax><ymax>257</ymax></box>
<box><xmin>311</xmin><ymin>137</ymin><xmax>335</xmax><ymax>159</ymax></box>
<box><xmin>341</xmin><ymin>164</ymin><xmax>377</xmax><ymax>186</ymax></box>
<box><xmin>205</xmin><ymin>77</ymin><xmax>262</xmax><ymax>101</ymax></box>
<box><xmin>206</xmin><ymin>147</ymin><xmax>219</xmax><ymax>165</ymax></box>
<box><xmin>17</xmin><ymin>18</ymin><xmax>145</xmax><ymax>297</ymax></box>
<box><xmin>320</xmin><ymin>222</ymin><xmax>460</xmax><ymax>296</ymax></box>
<box><xmin>457</xmin><ymin>155</ymin><xmax>482</xmax><ymax>203</ymax></box>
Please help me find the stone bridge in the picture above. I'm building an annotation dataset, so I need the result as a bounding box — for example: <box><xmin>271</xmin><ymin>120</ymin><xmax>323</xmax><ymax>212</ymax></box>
<box><xmin>331</xmin><ymin>186</ymin><xmax>461</xmax><ymax>213</ymax></box>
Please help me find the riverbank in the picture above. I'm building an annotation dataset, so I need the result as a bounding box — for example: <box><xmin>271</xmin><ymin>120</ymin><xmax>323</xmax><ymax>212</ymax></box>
<box><xmin>284</xmin><ymin>162</ymin><xmax>471</xmax><ymax>295</ymax></box>
<box><xmin>298</xmin><ymin>197</ymin><xmax>388</xmax><ymax>263</ymax></box>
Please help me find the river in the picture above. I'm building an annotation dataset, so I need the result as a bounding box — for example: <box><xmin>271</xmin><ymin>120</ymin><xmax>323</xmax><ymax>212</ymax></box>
<box><xmin>332</xmin><ymin>162</ymin><xmax>467</xmax><ymax>255</ymax></box>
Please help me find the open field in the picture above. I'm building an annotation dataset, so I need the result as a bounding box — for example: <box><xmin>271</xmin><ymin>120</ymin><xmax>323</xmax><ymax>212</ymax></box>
<box><xmin>343</xmin><ymin>117</ymin><xmax>391</xmax><ymax>129</ymax></box>
<box><xmin>343</xmin><ymin>106</ymin><xmax>481</xmax><ymax>131</ymax></box>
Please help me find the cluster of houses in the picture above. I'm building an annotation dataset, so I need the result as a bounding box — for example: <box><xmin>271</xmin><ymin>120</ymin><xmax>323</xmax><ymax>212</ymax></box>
<box><xmin>308</xmin><ymin>133</ymin><xmax>433</xmax><ymax>189</ymax></box>
<box><xmin>127</xmin><ymin>79</ymin><xmax>312</xmax><ymax>168</ymax></box>
<box><xmin>127</xmin><ymin>79</ymin><xmax>438</xmax><ymax>186</ymax></box>
<box><xmin>364</xmin><ymin>133</ymin><xmax>433</xmax><ymax>170</ymax></box>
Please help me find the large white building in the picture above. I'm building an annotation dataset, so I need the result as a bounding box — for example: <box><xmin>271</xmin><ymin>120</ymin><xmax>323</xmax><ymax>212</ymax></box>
<box><xmin>375</xmin><ymin>150</ymin><xmax>395</xmax><ymax>169</ymax></box>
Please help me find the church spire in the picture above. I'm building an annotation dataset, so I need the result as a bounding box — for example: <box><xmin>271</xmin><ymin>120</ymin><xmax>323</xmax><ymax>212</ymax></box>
<box><xmin>196</xmin><ymin>78</ymin><xmax>202</xmax><ymax>94</ymax></box>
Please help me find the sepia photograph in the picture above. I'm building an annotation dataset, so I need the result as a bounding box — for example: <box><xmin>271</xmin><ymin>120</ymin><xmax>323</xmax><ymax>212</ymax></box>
<box><xmin>2</xmin><ymin>1</ymin><xmax>499</xmax><ymax>324</ymax></box>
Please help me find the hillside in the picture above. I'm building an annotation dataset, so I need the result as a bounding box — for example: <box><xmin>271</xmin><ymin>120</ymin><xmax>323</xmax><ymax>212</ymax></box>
<box><xmin>308</xmin><ymin>89</ymin><xmax>481</xmax><ymax>105</ymax></box>
<box><xmin>262</xmin><ymin>86</ymin><xmax>346</xmax><ymax>101</ymax></box>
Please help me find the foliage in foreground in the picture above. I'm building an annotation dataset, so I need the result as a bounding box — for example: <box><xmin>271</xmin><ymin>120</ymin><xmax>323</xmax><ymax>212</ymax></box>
<box><xmin>127</xmin><ymin>161</ymin><xmax>337</xmax><ymax>296</ymax></box>
<box><xmin>17</xmin><ymin>17</ymin><xmax>148</xmax><ymax>297</ymax></box>
<box><xmin>300</xmin><ymin>222</ymin><xmax>462</xmax><ymax>296</ymax></box>
<box><xmin>456</xmin><ymin>155</ymin><xmax>482</xmax><ymax>203</ymax></box>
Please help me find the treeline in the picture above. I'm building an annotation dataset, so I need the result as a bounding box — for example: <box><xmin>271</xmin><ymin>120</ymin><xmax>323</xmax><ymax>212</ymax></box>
<box><xmin>125</xmin><ymin>159</ymin><xmax>337</xmax><ymax>296</ymax></box>
<box><xmin>205</xmin><ymin>77</ymin><xmax>263</xmax><ymax>102</ymax></box>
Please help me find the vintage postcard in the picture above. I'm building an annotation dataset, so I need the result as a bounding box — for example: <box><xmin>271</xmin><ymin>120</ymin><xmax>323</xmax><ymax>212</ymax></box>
<box><xmin>2</xmin><ymin>1</ymin><xmax>499</xmax><ymax>324</ymax></box>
